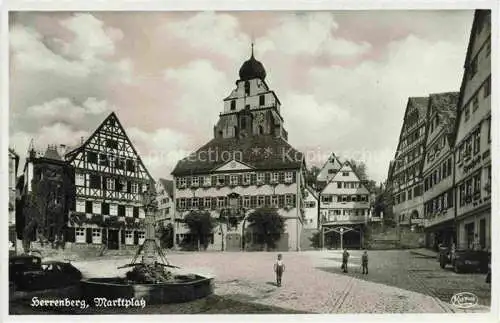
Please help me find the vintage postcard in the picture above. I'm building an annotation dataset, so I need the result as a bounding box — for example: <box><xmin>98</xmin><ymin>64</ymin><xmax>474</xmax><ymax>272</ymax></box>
<box><xmin>3</xmin><ymin>0</ymin><xmax>497</xmax><ymax>320</ymax></box>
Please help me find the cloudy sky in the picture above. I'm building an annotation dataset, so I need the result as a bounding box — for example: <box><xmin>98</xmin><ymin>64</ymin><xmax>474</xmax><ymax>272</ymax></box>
<box><xmin>9</xmin><ymin>10</ymin><xmax>473</xmax><ymax>182</ymax></box>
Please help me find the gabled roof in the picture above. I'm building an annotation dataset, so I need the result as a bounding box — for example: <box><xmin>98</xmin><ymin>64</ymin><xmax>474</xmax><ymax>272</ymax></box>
<box><xmin>392</xmin><ymin>96</ymin><xmax>429</xmax><ymax>161</ymax></box>
<box><xmin>316</xmin><ymin>152</ymin><xmax>343</xmax><ymax>182</ymax></box>
<box><xmin>158</xmin><ymin>178</ymin><xmax>174</xmax><ymax>198</ymax></box>
<box><xmin>171</xmin><ymin>135</ymin><xmax>304</xmax><ymax>176</ymax></box>
<box><xmin>65</xmin><ymin>112</ymin><xmax>154</xmax><ymax>182</ymax></box>
<box><xmin>43</xmin><ymin>145</ymin><xmax>62</xmax><ymax>160</ymax></box>
<box><xmin>428</xmin><ymin>91</ymin><xmax>459</xmax><ymax>146</ymax></box>
<box><xmin>321</xmin><ymin>161</ymin><xmax>370</xmax><ymax>194</ymax></box>
<box><xmin>408</xmin><ymin>96</ymin><xmax>430</xmax><ymax>119</ymax></box>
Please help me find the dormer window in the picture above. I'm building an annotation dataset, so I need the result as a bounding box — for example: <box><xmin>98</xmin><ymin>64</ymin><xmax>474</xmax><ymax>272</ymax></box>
<box><xmin>259</xmin><ymin>95</ymin><xmax>265</xmax><ymax>106</ymax></box>
<box><xmin>230</xmin><ymin>100</ymin><xmax>236</xmax><ymax>111</ymax></box>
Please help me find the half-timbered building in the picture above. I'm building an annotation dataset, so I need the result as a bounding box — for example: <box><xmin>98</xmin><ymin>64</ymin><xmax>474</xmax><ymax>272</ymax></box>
<box><xmin>319</xmin><ymin>161</ymin><xmax>374</xmax><ymax>249</ymax></box>
<box><xmin>64</xmin><ymin>112</ymin><xmax>154</xmax><ymax>250</ymax></box>
<box><xmin>422</xmin><ymin>92</ymin><xmax>459</xmax><ymax>250</ymax></box>
<box><xmin>172</xmin><ymin>46</ymin><xmax>307</xmax><ymax>252</ymax></box>
<box><xmin>388</xmin><ymin>96</ymin><xmax>429</xmax><ymax>230</ymax></box>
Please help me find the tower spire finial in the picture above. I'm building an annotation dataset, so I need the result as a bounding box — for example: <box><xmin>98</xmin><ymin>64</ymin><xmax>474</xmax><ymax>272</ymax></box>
<box><xmin>251</xmin><ymin>32</ymin><xmax>255</xmax><ymax>58</ymax></box>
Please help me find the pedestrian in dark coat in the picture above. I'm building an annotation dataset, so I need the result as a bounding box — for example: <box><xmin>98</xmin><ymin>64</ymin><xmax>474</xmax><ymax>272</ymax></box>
<box><xmin>341</xmin><ymin>249</ymin><xmax>350</xmax><ymax>273</ymax></box>
<box><xmin>361</xmin><ymin>250</ymin><xmax>368</xmax><ymax>275</ymax></box>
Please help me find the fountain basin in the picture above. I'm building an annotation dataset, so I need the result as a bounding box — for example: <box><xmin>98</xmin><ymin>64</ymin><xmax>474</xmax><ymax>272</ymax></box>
<box><xmin>80</xmin><ymin>275</ymin><xmax>214</xmax><ymax>304</ymax></box>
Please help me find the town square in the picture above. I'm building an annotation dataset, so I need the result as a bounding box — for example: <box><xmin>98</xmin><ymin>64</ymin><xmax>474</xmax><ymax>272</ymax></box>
<box><xmin>5</xmin><ymin>5</ymin><xmax>494</xmax><ymax>318</ymax></box>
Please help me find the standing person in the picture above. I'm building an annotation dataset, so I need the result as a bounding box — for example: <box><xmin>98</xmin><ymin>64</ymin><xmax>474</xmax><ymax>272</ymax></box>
<box><xmin>274</xmin><ymin>254</ymin><xmax>285</xmax><ymax>287</ymax></box>
<box><xmin>342</xmin><ymin>249</ymin><xmax>350</xmax><ymax>273</ymax></box>
<box><xmin>361</xmin><ymin>250</ymin><xmax>369</xmax><ymax>275</ymax></box>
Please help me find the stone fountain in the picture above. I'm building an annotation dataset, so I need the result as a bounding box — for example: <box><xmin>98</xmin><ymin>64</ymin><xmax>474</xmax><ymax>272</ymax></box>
<box><xmin>80</xmin><ymin>187</ymin><xmax>214</xmax><ymax>304</ymax></box>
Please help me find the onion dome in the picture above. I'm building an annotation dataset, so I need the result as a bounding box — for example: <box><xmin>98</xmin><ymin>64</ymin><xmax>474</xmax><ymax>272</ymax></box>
<box><xmin>238</xmin><ymin>44</ymin><xmax>266</xmax><ymax>81</ymax></box>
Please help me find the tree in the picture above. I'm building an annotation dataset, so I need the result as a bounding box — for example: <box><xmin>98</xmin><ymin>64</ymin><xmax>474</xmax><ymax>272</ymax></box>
<box><xmin>371</xmin><ymin>183</ymin><xmax>395</xmax><ymax>226</ymax></box>
<box><xmin>309</xmin><ymin>231</ymin><xmax>321</xmax><ymax>249</ymax></box>
<box><xmin>348</xmin><ymin>159</ymin><xmax>376</xmax><ymax>192</ymax></box>
<box><xmin>157</xmin><ymin>222</ymin><xmax>174</xmax><ymax>249</ymax></box>
<box><xmin>247</xmin><ymin>207</ymin><xmax>285</xmax><ymax>250</ymax></box>
<box><xmin>184</xmin><ymin>210</ymin><xmax>215</xmax><ymax>251</ymax></box>
<box><xmin>21</xmin><ymin>165</ymin><xmax>71</xmax><ymax>253</ymax></box>
<box><xmin>305</xmin><ymin>166</ymin><xmax>321</xmax><ymax>188</ymax></box>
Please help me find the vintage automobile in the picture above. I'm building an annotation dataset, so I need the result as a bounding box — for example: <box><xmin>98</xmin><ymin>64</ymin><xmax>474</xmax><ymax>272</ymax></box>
<box><xmin>9</xmin><ymin>255</ymin><xmax>82</xmax><ymax>291</ymax></box>
<box><xmin>439</xmin><ymin>247</ymin><xmax>489</xmax><ymax>273</ymax></box>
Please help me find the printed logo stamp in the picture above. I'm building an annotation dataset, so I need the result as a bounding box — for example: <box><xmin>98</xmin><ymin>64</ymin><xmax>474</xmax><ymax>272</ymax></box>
<box><xmin>450</xmin><ymin>292</ymin><xmax>479</xmax><ymax>309</ymax></box>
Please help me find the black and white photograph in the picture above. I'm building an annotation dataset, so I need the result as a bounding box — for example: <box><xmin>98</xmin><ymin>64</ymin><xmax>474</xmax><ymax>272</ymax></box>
<box><xmin>3</xmin><ymin>0</ymin><xmax>497</xmax><ymax>319</ymax></box>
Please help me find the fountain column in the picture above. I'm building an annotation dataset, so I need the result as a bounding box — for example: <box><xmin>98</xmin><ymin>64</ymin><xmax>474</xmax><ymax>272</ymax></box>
<box><xmin>142</xmin><ymin>187</ymin><xmax>158</xmax><ymax>266</ymax></box>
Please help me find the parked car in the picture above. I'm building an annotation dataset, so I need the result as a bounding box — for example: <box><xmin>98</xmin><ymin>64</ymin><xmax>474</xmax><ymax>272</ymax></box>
<box><xmin>9</xmin><ymin>255</ymin><xmax>82</xmax><ymax>291</ymax></box>
<box><xmin>439</xmin><ymin>248</ymin><xmax>489</xmax><ymax>273</ymax></box>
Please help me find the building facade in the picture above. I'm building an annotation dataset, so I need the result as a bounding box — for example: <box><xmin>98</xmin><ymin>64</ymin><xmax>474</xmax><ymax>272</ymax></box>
<box><xmin>389</xmin><ymin>97</ymin><xmax>429</xmax><ymax>230</ymax></box>
<box><xmin>422</xmin><ymin>92</ymin><xmax>459</xmax><ymax>250</ymax></box>
<box><xmin>453</xmin><ymin>10</ymin><xmax>491</xmax><ymax>250</ymax></box>
<box><xmin>64</xmin><ymin>112</ymin><xmax>154</xmax><ymax>250</ymax></box>
<box><xmin>171</xmin><ymin>47</ymin><xmax>307</xmax><ymax>252</ymax></box>
<box><xmin>320</xmin><ymin>161</ymin><xmax>374</xmax><ymax>249</ymax></box>
<box><xmin>156</xmin><ymin>178</ymin><xmax>174</xmax><ymax>223</ymax></box>
<box><xmin>303</xmin><ymin>186</ymin><xmax>319</xmax><ymax>229</ymax></box>
<box><xmin>17</xmin><ymin>146</ymin><xmax>75</xmax><ymax>249</ymax></box>
<box><xmin>9</xmin><ymin>149</ymin><xmax>20</xmax><ymax>247</ymax></box>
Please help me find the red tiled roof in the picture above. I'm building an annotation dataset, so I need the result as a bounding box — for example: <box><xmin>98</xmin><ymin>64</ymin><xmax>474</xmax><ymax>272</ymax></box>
<box><xmin>171</xmin><ymin>135</ymin><xmax>304</xmax><ymax>176</ymax></box>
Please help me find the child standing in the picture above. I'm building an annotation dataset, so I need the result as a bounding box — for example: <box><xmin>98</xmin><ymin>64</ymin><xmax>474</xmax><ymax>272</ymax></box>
<box><xmin>361</xmin><ymin>250</ymin><xmax>368</xmax><ymax>275</ymax></box>
<box><xmin>274</xmin><ymin>254</ymin><xmax>285</xmax><ymax>287</ymax></box>
<box><xmin>342</xmin><ymin>249</ymin><xmax>350</xmax><ymax>273</ymax></box>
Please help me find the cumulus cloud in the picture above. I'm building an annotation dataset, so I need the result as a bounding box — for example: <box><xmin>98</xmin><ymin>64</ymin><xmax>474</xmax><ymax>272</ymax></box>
<box><xmin>127</xmin><ymin>127</ymin><xmax>192</xmax><ymax>178</ymax></box>
<box><xmin>9</xmin><ymin>13</ymin><xmax>132</xmax><ymax>113</ymax></box>
<box><xmin>9</xmin><ymin>11</ymin><xmax>473</xmax><ymax>184</ymax></box>
<box><xmin>10</xmin><ymin>124</ymin><xmax>89</xmax><ymax>158</ymax></box>
<box><xmin>165</xmin><ymin>11</ymin><xmax>250</xmax><ymax>60</ymax></box>
<box><xmin>257</xmin><ymin>12</ymin><xmax>371</xmax><ymax>57</ymax></box>
<box><xmin>25</xmin><ymin>97</ymin><xmax>112</xmax><ymax>125</ymax></box>
<box><xmin>58</xmin><ymin>13</ymin><xmax>124</xmax><ymax>60</ymax></box>
<box><xmin>10</xmin><ymin>26</ymin><xmax>91</xmax><ymax>78</ymax></box>
<box><xmin>300</xmin><ymin>34</ymin><xmax>465</xmax><ymax>181</ymax></box>
<box><xmin>163</xmin><ymin>59</ymin><xmax>231</xmax><ymax>137</ymax></box>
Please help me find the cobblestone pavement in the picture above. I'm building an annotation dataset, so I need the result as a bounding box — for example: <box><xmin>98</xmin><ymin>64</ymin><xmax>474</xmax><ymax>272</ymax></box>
<box><xmin>64</xmin><ymin>249</ymin><xmax>490</xmax><ymax>314</ymax></box>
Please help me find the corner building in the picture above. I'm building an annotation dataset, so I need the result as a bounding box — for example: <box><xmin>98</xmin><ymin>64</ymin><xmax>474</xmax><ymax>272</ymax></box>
<box><xmin>453</xmin><ymin>10</ymin><xmax>491</xmax><ymax>250</ymax></box>
<box><xmin>171</xmin><ymin>48</ymin><xmax>307</xmax><ymax>251</ymax></box>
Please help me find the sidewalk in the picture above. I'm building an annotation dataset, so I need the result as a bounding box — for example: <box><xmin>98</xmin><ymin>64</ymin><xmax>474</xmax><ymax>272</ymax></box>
<box><xmin>410</xmin><ymin>248</ymin><xmax>438</xmax><ymax>259</ymax></box>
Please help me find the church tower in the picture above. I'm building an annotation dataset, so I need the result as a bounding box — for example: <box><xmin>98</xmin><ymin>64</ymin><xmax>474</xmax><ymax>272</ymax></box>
<box><xmin>214</xmin><ymin>44</ymin><xmax>288</xmax><ymax>141</ymax></box>
<box><xmin>172</xmin><ymin>44</ymin><xmax>306</xmax><ymax>252</ymax></box>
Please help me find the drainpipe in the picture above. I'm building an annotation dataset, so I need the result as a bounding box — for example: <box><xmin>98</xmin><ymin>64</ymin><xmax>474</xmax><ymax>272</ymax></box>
<box><xmin>452</xmin><ymin>150</ymin><xmax>458</xmax><ymax>248</ymax></box>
